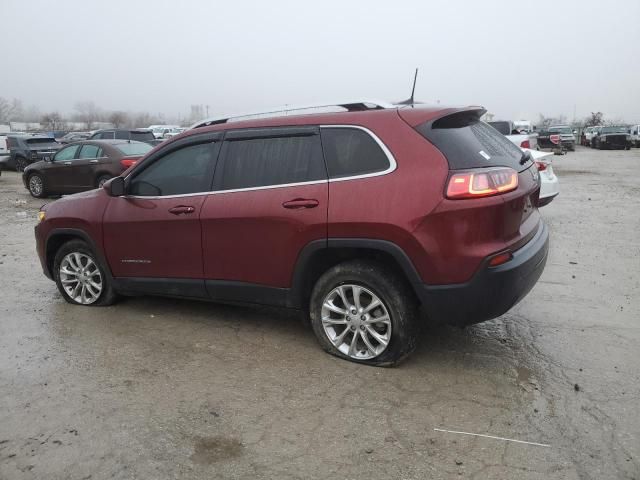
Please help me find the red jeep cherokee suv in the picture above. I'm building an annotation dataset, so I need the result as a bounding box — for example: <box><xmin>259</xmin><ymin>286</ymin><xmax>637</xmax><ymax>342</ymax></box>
<box><xmin>35</xmin><ymin>101</ymin><xmax>548</xmax><ymax>366</ymax></box>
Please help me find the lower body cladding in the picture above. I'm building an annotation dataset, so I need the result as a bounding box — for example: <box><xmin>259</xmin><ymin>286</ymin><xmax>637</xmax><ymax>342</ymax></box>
<box><xmin>107</xmin><ymin>224</ymin><xmax>549</xmax><ymax>329</ymax></box>
<box><xmin>418</xmin><ymin>222</ymin><xmax>549</xmax><ymax>327</ymax></box>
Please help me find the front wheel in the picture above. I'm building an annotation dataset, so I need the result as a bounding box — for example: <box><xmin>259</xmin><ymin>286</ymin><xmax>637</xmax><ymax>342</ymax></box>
<box><xmin>96</xmin><ymin>175</ymin><xmax>112</xmax><ymax>188</ymax></box>
<box><xmin>53</xmin><ymin>240</ymin><xmax>118</xmax><ymax>306</ymax></box>
<box><xmin>309</xmin><ymin>260</ymin><xmax>418</xmax><ymax>366</ymax></box>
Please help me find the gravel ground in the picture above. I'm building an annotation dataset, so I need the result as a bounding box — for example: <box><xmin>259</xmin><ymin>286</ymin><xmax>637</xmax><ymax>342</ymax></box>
<box><xmin>0</xmin><ymin>146</ymin><xmax>639</xmax><ymax>479</ymax></box>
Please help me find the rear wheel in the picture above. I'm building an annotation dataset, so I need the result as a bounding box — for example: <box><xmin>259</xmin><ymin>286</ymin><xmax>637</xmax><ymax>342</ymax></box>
<box><xmin>53</xmin><ymin>240</ymin><xmax>118</xmax><ymax>306</ymax></box>
<box><xmin>309</xmin><ymin>260</ymin><xmax>418</xmax><ymax>366</ymax></box>
<box><xmin>96</xmin><ymin>175</ymin><xmax>112</xmax><ymax>188</ymax></box>
<box><xmin>28</xmin><ymin>173</ymin><xmax>46</xmax><ymax>198</ymax></box>
<box><xmin>15</xmin><ymin>157</ymin><xmax>27</xmax><ymax>172</ymax></box>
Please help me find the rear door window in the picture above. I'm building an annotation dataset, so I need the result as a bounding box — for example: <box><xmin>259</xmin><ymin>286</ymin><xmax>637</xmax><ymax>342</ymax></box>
<box><xmin>99</xmin><ymin>131</ymin><xmax>115</xmax><ymax>140</ymax></box>
<box><xmin>320</xmin><ymin>127</ymin><xmax>390</xmax><ymax>179</ymax></box>
<box><xmin>216</xmin><ymin>128</ymin><xmax>326</xmax><ymax>190</ymax></box>
<box><xmin>416</xmin><ymin>110</ymin><xmax>530</xmax><ymax>171</ymax></box>
<box><xmin>129</xmin><ymin>142</ymin><xmax>219</xmax><ymax>196</ymax></box>
<box><xmin>78</xmin><ymin>144</ymin><xmax>101</xmax><ymax>158</ymax></box>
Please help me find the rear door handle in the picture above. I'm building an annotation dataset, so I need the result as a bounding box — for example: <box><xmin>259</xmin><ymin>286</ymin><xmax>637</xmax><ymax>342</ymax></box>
<box><xmin>89</xmin><ymin>159</ymin><xmax>98</xmax><ymax>164</ymax></box>
<box><xmin>282</xmin><ymin>198</ymin><xmax>320</xmax><ymax>209</ymax></box>
<box><xmin>63</xmin><ymin>161</ymin><xmax>72</xmax><ymax>165</ymax></box>
<box><xmin>168</xmin><ymin>205</ymin><xmax>195</xmax><ymax>215</ymax></box>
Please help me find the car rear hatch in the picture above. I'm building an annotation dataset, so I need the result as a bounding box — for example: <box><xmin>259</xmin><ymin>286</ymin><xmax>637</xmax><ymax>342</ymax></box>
<box><xmin>25</xmin><ymin>138</ymin><xmax>61</xmax><ymax>159</ymax></box>
<box><xmin>400</xmin><ymin>107</ymin><xmax>542</xmax><ymax>282</ymax></box>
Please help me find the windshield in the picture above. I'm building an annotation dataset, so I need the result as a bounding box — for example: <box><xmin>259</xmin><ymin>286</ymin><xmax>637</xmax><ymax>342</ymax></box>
<box><xmin>487</xmin><ymin>121</ymin><xmax>511</xmax><ymax>136</ymax></box>
<box><xmin>116</xmin><ymin>142</ymin><xmax>152</xmax><ymax>156</ymax></box>
<box><xmin>549</xmin><ymin>126</ymin><xmax>572</xmax><ymax>134</ymax></box>
<box><xmin>601</xmin><ymin>126</ymin><xmax>628</xmax><ymax>134</ymax></box>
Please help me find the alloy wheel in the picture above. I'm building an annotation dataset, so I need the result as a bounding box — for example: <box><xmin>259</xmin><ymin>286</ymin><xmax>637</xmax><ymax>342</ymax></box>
<box><xmin>29</xmin><ymin>175</ymin><xmax>43</xmax><ymax>197</ymax></box>
<box><xmin>320</xmin><ymin>284</ymin><xmax>391</xmax><ymax>360</ymax></box>
<box><xmin>59</xmin><ymin>252</ymin><xmax>103</xmax><ymax>305</ymax></box>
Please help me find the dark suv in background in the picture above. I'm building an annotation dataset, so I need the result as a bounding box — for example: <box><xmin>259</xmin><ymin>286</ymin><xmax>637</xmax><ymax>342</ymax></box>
<box><xmin>34</xmin><ymin>101</ymin><xmax>549</xmax><ymax>366</ymax></box>
<box><xmin>4</xmin><ymin>135</ymin><xmax>62</xmax><ymax>172</ymax></box>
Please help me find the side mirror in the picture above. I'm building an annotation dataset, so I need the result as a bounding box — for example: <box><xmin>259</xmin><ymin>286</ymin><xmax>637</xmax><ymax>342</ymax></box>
<box><xmin>573</xmin><ymin>130</ymin><xmax>577</xmax><ymax>134</ymax></box>
<box><xmin>106</xmin><ymin>176</ymin><xmax>125</xmax><ymax>196</ymax></box>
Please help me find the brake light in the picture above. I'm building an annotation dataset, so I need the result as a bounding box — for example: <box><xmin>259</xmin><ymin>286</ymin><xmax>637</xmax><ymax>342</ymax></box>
<box><xmin>550</xmin><ymin>134</ymin><xmax>560</xmax><ymax>145</ymax></box>
<box><xmin>120</xmin><ymin>157</ymin><xmax>138</xmax><ymax>168</ymax></box>
<box><xmin>535</xmin><ymin>161</ymin><xmax>547</xmax><ymax>171</ymax></box>
<box><xmin>520</xmin><ymin>140</ymin><xmax>530</xmax><ymax>148</ymax></box>
<box><xmin>446</xmin><ymin>167</ymin><xmax>519</xmax><ymax>199</ymax></box>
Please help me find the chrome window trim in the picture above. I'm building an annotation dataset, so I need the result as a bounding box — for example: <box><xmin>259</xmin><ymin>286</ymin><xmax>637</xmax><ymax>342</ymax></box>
<box><xmin>124</xmin><ymin>124</ymin><xmax>396</xmax><ymax>200</ymax></box>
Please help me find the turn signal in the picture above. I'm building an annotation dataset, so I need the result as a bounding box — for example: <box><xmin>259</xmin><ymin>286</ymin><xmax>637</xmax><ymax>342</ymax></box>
<box><xmin>37</xmin><ymin>211</ymin><xmax>46</xmax><ymax>222</ymax></box>
<box><xmin>446</xmin><ymin>167</ymin><xmax>518</xmax><ymax>199</ymax></box>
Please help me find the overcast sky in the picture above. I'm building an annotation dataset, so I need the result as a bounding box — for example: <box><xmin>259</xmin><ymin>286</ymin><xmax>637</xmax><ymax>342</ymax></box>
<box><xmin>2</xmin><ymin>0</ymin><xmax>639</xmax><ymax>123</ymax></box>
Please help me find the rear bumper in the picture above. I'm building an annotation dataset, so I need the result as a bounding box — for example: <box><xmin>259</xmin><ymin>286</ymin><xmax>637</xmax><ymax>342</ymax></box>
<box><xmin>418</xmin><ymin>222</ymin><xmax>549</xmax><ymax>327</ymax></box>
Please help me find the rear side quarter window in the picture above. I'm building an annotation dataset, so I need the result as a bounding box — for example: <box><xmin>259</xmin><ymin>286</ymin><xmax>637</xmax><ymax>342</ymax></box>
<box><xmin>320</xmin><ymin>127</ymin><xmax>391</xmax><ymax>179</ymax></box>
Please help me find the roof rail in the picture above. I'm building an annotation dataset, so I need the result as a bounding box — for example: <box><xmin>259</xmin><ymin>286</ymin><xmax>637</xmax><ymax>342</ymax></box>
<box><xmin>190</xmin><ymin>99</ymin><xmax>395</xmax><ymax>129</ymax></box>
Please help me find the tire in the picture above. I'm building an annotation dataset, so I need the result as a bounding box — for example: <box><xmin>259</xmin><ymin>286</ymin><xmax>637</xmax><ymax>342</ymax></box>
<box><xmin>96</xmin><ymin>175</ymin><xmax>112</xmax><ymax>188</ymax></box>
<box><xmin>53</xmin><ymin>240</ymin><xmax>118</xmax><ymax>306</ymax></box>
<box><xmin>15</xmin><ymin>157</ymin><xmax>28</xmax><ymax>172</ymax></box>
<box><xmin>28</xmin><ymin>173</ymin><xmax>46</xmax><ymax>198</ymax></box>
<box><xmin>309</xmin><ymin>260</ymin><xmax>418</xmax><ymax>366</ymax></box>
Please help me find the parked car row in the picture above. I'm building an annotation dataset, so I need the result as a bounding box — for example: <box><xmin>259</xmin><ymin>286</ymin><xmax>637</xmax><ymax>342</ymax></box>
<box><xmin>581</xmin><ymin>126</ymin><xmax>633</xmax><ymax>150</ymax></box>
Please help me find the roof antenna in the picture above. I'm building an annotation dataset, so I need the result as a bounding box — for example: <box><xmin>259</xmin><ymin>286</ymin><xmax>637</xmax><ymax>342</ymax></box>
<box><xmin>397</xmin><ymin>68</ymin><xmax>418</xmax><ymax>105</ymax></box>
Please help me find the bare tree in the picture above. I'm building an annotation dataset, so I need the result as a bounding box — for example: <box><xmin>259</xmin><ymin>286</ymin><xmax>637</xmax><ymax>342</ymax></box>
<box><xmin>74</xmin><ymin>101</ymin><xmax>101</xmax><ymax>129</ymax></box>
<box><xmin>41</xmin><ymin>112</ymin><xmax>66</xmax><ymax>131</ymax></box>
<box><xmin>0</xmin><ymin>97</ymin><xmax>9</xmax><ymax>123</ymax></box>
<box><xmin>584</xmin><ymin>112</ymin><xmax>604</xmax><ymax>127</ymax></box>
<box><xmin>108</xmin><ymin>111</ymin><xmax>129</xmax><ymax>128</ymax></box>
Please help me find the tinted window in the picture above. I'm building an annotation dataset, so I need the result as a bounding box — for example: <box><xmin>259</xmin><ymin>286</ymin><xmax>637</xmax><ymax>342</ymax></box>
<box><xmin>115</xmin><ymin>130</ymin><xmax>129</xmax><ymax>140</ymax></box>
<box><xmin>320</xmin><ymin>128</ymin><xmax>390</xmax><ymax>179</ymax></box>
<box><xmin>25</xmin><ymin>138</ymin><xmax>59</xmax><ymax>147</ymax></box>
<box><xmin>54</xmin><ymin>145</ymin><xmax>79</xmax><ymax>161</ymax></box>
<box><xmin>99</xmin><ymin>131</ymin><xmax>115</xmax><ymax>139</ymax></box>
<box><xmin>487</xmin><ymin>121</ymin><xmax>511</xmax><ymax>135</ymax></box>
<box><xmin>218</xmin><ymin>134</ymin><xmax>325</xmax><ymax>190</ymax></box>
<box><xmin>78</xmin><ymin>144</ymin><xmax>101</xmax><ymax>158</ymax></box>
<box><xmin>416</xmin><ymin>111</ymin><xmax>530</xmax><ymax>171</ymax></box>
<box><xmin>116</xmin><ymin>142</ymin><xmax>152</xmax><ymax>156</ymax></box>
<box><xmin>130</xmin><ymin>131</ymin><xmax>155</xmax><ymax>142</ymax></box>
<box><xmin>129</xmin><ymin>142</ymin><xmax>218</xmax><ymax>196</ymax></box>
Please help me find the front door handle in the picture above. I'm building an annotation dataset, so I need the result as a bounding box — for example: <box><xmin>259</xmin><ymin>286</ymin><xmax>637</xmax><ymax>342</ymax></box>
<box><xmin>168</xmin><ymin>205</ymin><xmax>195</xmax><ymax>215</ymax></box>
<box><xmin>89</xmin><ymin>159</ymin><xmax>98</xmax><ymax>164</ymax></box>
<box><xmin>282</xmin><ymin>198</ymin><xmax>320</xmax><ymax>209</ymax></box>
<box><xmin>63</xmin><ymin>161</ymin><xmax>72</xmax><ymax>165</ymax></box>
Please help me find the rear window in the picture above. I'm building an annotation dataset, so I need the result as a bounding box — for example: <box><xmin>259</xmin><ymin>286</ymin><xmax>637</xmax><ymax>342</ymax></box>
<box><xmin>487</xmin><ymin>121</ymin><xmax>511</xmax><ymax>136</ymax></box>
<box><xmin>416</xmin><ymin>110</ymin><xmax>530</xmax><ymax>171</ymax></box>
<box><xmin>130</xmin><ymin>131</ymin><xmax>155</xmax><ymax>142</ymax></box>
<box><xmin>25</xmin><ymin>138</ymin><xmax>58</xmax><ymax>146</ymax></box>
<box><xmin>320</xmin><ymin>127</ymin><xmax>390</xmax><ymax>179</ymax></box>
<box><xmin>549</xmin><ymin>127</ymin><xmax>572</xmax><ymax>134</ymax></box>
<box><xmin>116</xmin><ymin>142</ymin><xmax>152</xmax><ymax>156</ymax></box>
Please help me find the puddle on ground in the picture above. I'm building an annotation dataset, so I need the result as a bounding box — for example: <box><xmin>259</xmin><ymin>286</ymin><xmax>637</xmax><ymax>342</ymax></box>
<box><xmin>190</xmin><ymin>436</ymin><xmax>243</xmax><ymax>464</ymax></box>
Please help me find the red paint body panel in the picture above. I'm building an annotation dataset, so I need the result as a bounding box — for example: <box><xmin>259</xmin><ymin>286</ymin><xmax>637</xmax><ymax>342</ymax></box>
<box><xmin>102</xmin><ymin>195</ymin><xmax>207</xmax><ymax>278</ymax></box>
<box><xmin>200</xmin><ymin>183</ymin><xmax>328</xmax><ymax>287</ymax></box>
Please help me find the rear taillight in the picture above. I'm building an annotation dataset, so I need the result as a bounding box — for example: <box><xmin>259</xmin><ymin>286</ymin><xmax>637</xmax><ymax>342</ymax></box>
<box><xmin>550</xmin><ymin>134</ymin><xmax>560</xmax><ymax>145</ymax></box>
<box><xmin>120</xmin><ymin>157</ymin><xmax>138</xmax><ymax>168</ymax></box>
<box><xmin>446</xmin><ymin>167</ymin><xmax>518</xmax><ymax>199</ymax></box>
<box><xmin>535</xmin><ymin>161</ymin><xmax>547</xmax><ymax>171</ymax></box>
<box><xmin>520</xmin><ymin>140</ymin><xmax>530</xmax><ymax>148</ymax></box>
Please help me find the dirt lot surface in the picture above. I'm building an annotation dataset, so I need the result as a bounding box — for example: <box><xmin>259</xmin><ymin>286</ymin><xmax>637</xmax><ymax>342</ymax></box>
<box><xmin>0</xmin><ymin>147</ymin><xmax>639</xmax><ymax>479</ymax></box>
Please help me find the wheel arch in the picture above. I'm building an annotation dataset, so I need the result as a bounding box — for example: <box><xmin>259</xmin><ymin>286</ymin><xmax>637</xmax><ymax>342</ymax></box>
<box><xmin>45</xmin><ymin>228</ymin><xmax>113</xmax><ymax>280</ymax></box>
<box><xmin>290</xmin><ymin>239</ymin><xmax>423</xmax><ymax>309</ymax></box>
